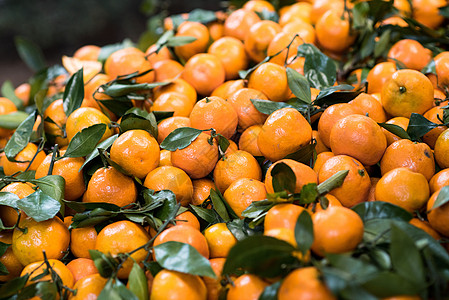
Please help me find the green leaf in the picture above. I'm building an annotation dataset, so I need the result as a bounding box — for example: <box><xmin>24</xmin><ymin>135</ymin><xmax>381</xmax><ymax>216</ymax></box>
<box><xmin>374</xmin><ymin>29</ymin><xmax>391</xmax><ymax>58</ymax></box>
<box><xmin>255</xmin><ymin>8</ymin><xmax>279</xmax><ymax>22</ymax></box>
<box><xmin>120</xmin><ymin>110</ymin><xmax>158</xmax><ymax>139</ymax></box>
<box><xmin>0</xmin><ymin>191</ymin><xmax>20</xmax><ymax>209</ymax></box>
<box><xmin>189</xmin><ymin>205</ymin><xmax>220</xmax><ymax>224</ymax></box>
<box><xmin>160</xmin><ymin>127</ymin><xmax>202</xmax><ymax>151</ymax></box>
<box><xmin>226</xmin><ymin>219</ymin><xmax>263</xmax><ymax>241</ymax></box>
<box><xmin>316</xmin><ymin>170</ymin><xmax>349</xmax><ymax>195</ymax></box>
<box><xmin>98</xmin><ymin>278</ymin><xmax>139</xmax><ymax>300</ymax></box>
<box><xmin>210</xmin><ymin>189</ymin><xmax>230</xmax><ymax>222</ymax></box>
<box><xmin>216</xmin><ymin>134</ymin><xmax>230</xmax><ymax>154</ymax></box>
<box><xmin>222</xmin><ymin>235</ymin><xmax>297</xmax><ymax>278</ymax></box>
<box><xmin>0</xmin><ymin>111</ymin><xmax>30</xmax><ymax>130</ymax></box>
<box><xmin>4</xmin><ymin>110</ymin><xmax>37</xmax><ymax>160</ymax></box>
<box><xmin>35</xmin><ymin>281</ymin><xmax>58</xmax><ymax>300</ymax></box>
<box><xmin>1</xmin><ymin>80</ymin><xmax>24</xmax><ymax>109</ymax></box>
<box><xmin>64</xmin><ymin>199</ymin><xmax>121</xmax><ymax>213</ymax></box>
<box><xmin>430</xmin><ymin>186</ymin><xmax>449</xmax><ymax>210</ymax></box>
<box><xmin>313</xmin><ymin>90</ymin><xmax>363</xmax><ymax>107</ymax></box>
<box><xmin>259</xmin><ymin>281</ymin><xmax>281</xmax><ymax>300</ymax></box>
<box><xmin>187</xmin><ymin>9</ymin><xmax>218</xmax><ymax>24</ymax></box>
<box><xmin>294</xmin><ymin>210</ymin><xmax>313</xmax><ymax>255</ymax></box>
<box><xmin>271</xmin><ymin>162</ymin><xmax>296</xmax><ymax>194</ymax></box>
<box><xmin>97</xmin><ymin>39</ymin><xmax>135</xmax><ymax>63</ymax></box>
<box><xmin>153</xmin><ymin>241</ymin><xmax>216</xmax><ymax>278</ymax></box>
<box><xmin>147</xmin><ymin>190</ymin><xmax>178</xmax><ymax>222</ymax></box>
<box><xmin>166</xmin><ymin>36</ymin><xmax>197</xmax><ymax>47</ymax></box>
<box><xmin>406</xmin><ymin>112</ymin><xmax>440</xmax><ymax>141</ymax></box>
<box><xmin>241</xmin><ymin>199</ymin><xmax>276</xmax><ymax>219</ymax></box>
<box><xmin>390</xmin><ymin>224</ymin><xmax>426</xmax><ymax>286</ymax></box>
<box><xmin>361</xmin><ymin>271</ymin><xmax>422</xmax><ymax>298</ymax></box>
<box><xmin>80</xmin><ymin>134</ymin><xmax>118</xmax><ymax>171</ymax></box>
<box><xmin>0</xmin><ymin>261</ymin><xmax>8</xmax><ymax>276</ymax></box>
<box><xmin>128</xmin><ymin>263</ymin><xmax>149</xmax><ymax>300</ymax></box>
<box><xmin>63</xmin><ymin>68</ymin><xmax>84</xmax><ymax>116</ymax></box>
<box><xmin>31</xmin><ymin>175</ymin><xmax>65</xmax><ymax>204</ymax></box>
<box><xmin>102</xmin><ymin>82</ymin><xmax>170</xmax><ymax>98</ymax></box>
<box><xmin>64</xmin><ymin>123</ymin><xmax>107</xmax><ymax>158</ymax></box>
<box><xmin>283</xmin><ymin>141</ymin><xmax>316</xmax><ymax>164</ymax></box>
<box><xmin>297</xmin><ymin>43</ymin><xmax>337</xmax><ymax>89</ymax></box>
<box><xmin>89</xmin><ymin>249</ymin><xmax>119</xmax><ymax>278</ymax></box>
<box><xmin>16</xmin><ymin>190</ymin><xmax>61</xmax><ymax>222</ymax></box>
<box><xmin>250</xmin><ymin>99</ymin><xmax>294</xmax><ymax>115</ymax></box>
<box><xmin>314</xmin><ymin>84</ymin><xmax>354</xmax><ymax>101</ymax></box>
<box><xmin>378</xmin><ymin>122</ymin><xmax>411</xmax><ymax>140</ymax></box>
<box><xmin>98</xmin><ymin>97</ymin><xmax>134</xmax><ymax>117</ymax></box>
<box><xmin>0</xmin><ymin>274</ymin><xmax>29</xmax><ymax>297</ymax></box>
<box><xmin>15</xmin><ymin>37</ymin><xmax>46</xmax><ymax>72</ymax></box>
<box><xmin>352</xmin><ymin>201</ymin><xmax>412</xmax><ymax>223</ymax></box>
<box><xmin>298</xmin><ymin>183</ymin><xmax>319</xmax><ymax>205</ymax></box>
<box><xmin>440</xmin><ymin>5</ymin><xmax>449</xmax><ymax>17</ymax></box>
<box><xmin>422</xmin><ymin>59</ymin><xmax>436</xmax><ymax>75</ymax></box>
<box><xmin>70</xmin><ymin>207</ymin><xmax>118</xmax><ymax>228</ymax></box>
<box><xmin>286</xmin><ymin>68</ymin><xmax>311</xmax><ymax>104</ymax></box>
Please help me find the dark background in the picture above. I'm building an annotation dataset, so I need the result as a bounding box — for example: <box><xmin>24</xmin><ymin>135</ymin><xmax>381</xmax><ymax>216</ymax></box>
<box><xmin>0</xmin><ymin>0</ymin><xmax>223</xmax><ymax>87</ymax></box>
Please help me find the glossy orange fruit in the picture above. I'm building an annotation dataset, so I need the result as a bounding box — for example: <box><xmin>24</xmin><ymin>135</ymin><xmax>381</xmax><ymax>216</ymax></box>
<box><xmin>265</xmin><ymin>159</ymin><xmax>317</xmax><ymax>194</ymax></box>
<box><xmin>224</xmin><ymin>178</ymin><xmax>267</xmax><ymax>219</ymax></box>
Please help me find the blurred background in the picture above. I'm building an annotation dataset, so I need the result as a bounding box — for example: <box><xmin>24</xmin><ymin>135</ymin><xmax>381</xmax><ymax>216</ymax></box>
<box><xmin>0</xmin><ymin>0</ymin><xmax>223</xmax><ymax>86</ymax></box>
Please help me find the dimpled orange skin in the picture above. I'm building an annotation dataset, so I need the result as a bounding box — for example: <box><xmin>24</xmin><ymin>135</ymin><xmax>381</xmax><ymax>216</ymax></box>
<box><xmin>224</xmin><ymin>178</ymin><xmax>267</xmax><ymax>219</ymax></box>
<box><xmin>150</xmin><ymin>269</ymin><xmax>207</xmax><ymax>300</ymax></box>
<box><xmin>258</xmin><ymin>108</ymin><xmax>312</xmax><ymax>162</ymax></box>
<box><xmin>95</xmin><ymin>220</ymin><xmax>150</xmax><ymax>279</ymax></box>
<box><xmin>203</xmin><ymin>223</ymin><xmax>237</xmax><ymax>258</ymax></box>
<box><xmin>330</xmin><ymin>114</ymin><xmax>387</xmax><ymax>166</ymax></box>
<box><xmin>244</xmin><ymin>20</ymin><xmax>282</xmax><ymax>63</ymax></box>
<box><xmin>0</xmin><ymin>97</ymin><xmax>17</xmax><ymax>138</ymax></box>
<box><xmin>429</xmin><ymin>169</ymin><xmax>449</xmax><ymax>194</ymax></box>
<box><xmin>434</xmin><ymin>128</ymin><xmax>449</xmax><ymax>169</ymax></box>
<box><xmin>239</xmin><ymin>125</ymin><xmax>264</xmax><ymax>157</ymax></box>
<box><xmin>427</xmin><ymin>189</ymin><xmax>449</xmax><ymax>237</ymax></box>
<box><xmin>0</xmin><ymin>182</ymin><xmax>36</xmax><ymax>227</ymax></box>
<box><xmin>264</xmin><ymin>204</ymin><xmax>309</xmax><ymax>232</ymax></box>
<box><xmin>227</xmin><ymin>88</ymin><xmax>268</xmax><ymax>130</ymax></box>
<box><xmin>70</xmin><ymin>227</ymin><xmax>98</xmax><ymax>259</ymax></box>
<box><xmin>213</xmin><ymin>150</ymin><xmax>262</xmax><ymax>193</ymax></box>
<box><xmin>227</xmin><ymin>274</ymin><xmax>269</xmax><ymax>300</ymax></box>
<box><xmin>104</xmin><ymin>47</ymin><xmax>154</xmax><ymax>84</ymax></box>
<box><xmin>248</xmin><ymin>62</ymin><xmax>291</xmax><ymax>102</ymax></box>
<box><xmin>265</xmin><ymin>159</ymin><xmax>318</xmax><ymax>194</ymax></box>
<box><xmin>387</xmin><ymin>39</ymin><xmax>432</xmax><ymax>71</ymax></box>
<box><xmin>380</xmin><ymin>139</ymin><xmax>435</xmax><ymax>181</ymax></box>
<box><xmin>20</xmin><ymin>259</ymin><xmax>75</xmax><ymax>289</ymax></box>
<box><xmin>375</xmin><ymin>167</ymin><xmax>430</xmax><ymax>213</ymax></box>
<box><xmin>2</xmin><ymin>143</ymin><xmax>46</xmax><ymax>176</ymax></box>
<box><xmin>0</xmin><ymin>231</ymin><xmax>23</xmax><ymax>281</ymax></box>
<box><xmin>110</xmin><ymin>129</ymin><xmax>160</xmax><ymax>179</ymax></box>
<box><xmin>69</xmin><ymin>273</ymin><xmax>107</xmax><ymax>300</ymax></box>
<box><xmin>223</xmin><ymin>9</ymin><xmax>261</xmax><ymax>41</ymax></box>
<box><xmin>65</xmin><ymin>107</ymin><xmax>113</xmax><ymax>142</ymax></box>
<box><xmin>171</xmin><ymin>132</ymin><xmax>219</xmax><ymax>179</ymax></box>
<box><xmin>278</xmin><ymin>267</ymin><xmax>336</xmax><ymax>300</ymax></box>
<box><xmin>311</xmin><ymin>206</ymin><xmax>364</xmax><ymax>256</ymax></box>
<box><xmin>157</xmin><ymin>116</ymin><xmax>191</xmax><ymax>144</ymax></box>
<box><xmin>208</xmin><ymin>37</ymin><xmax>249</xmax><ymax>80</ymax></box>
<box><xmin>12</xmin><ymin>217</ymin><xmax>70</xmax><ymax>266</ymax></box>
<box><xmin>174</xmin><ymin>21</ymin><xmax>210</xmax><ymax>61</ymax></box>
<box><xmin>381</xmin><ymin>69</ymin><xmax>434</xmax><ymax>118</ymax></box>
<box><xmin>66</xmin><ymin>257</ymin><xmax>98</xmax><ymax>283</ymax></box>
<box><xmin>83</xmin><ymin>166</ymin><xmax>137</xmax><ymax>207</ymax></box>
<box><xmin>318</xmin><ymin>155</ymin><xmax>371</xmax><ymax>208</ymax></box>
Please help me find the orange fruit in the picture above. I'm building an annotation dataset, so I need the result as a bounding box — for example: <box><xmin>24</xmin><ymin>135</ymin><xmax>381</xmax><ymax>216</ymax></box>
<box><xmin>264</xmin><ymin>227</ymin><xmax>300</xmax><ymax>249</ymax></box>
<box><xmin>159</xmin><ymin>149</ymin><xmax>172</xmax><ymax>166</ymax></box>
<box><xmin>381</xmin><ymin>69</ymin><xmax>434</xmax><ymax>118</ymax></box>
<box><xmin>204</xmin><ymin>223</ymin><xmax>237</xmax><ymax>258</ymax></box>
<box><xmin>434</xmin><ymin>51</ymin><xmax>449</xmax><ymax>89</ymax></box>
<box><xmin>313</xmin><ymin>194</ymin><xmax>343</xmax><ymax>213</ymax></box>
<box><xmin>65</xmin><ymin>107</ymin><xmax>113</xmax><ymax>142</ymax></box>
<box><xmin>412</xmin><ymin>0</ymin><xmax>447</xmax><ymax>29</ymax></box>
<box><xmin>43</xmin><ymin>99</ymin><xmax>69</xmax><ymax>146</ymax></box>
<box><xmin>265</xmin><ymin>159</ymin><xmax>317</xmax><ymax>194</ymax></box>
<box><xmin>182</xmin><ymin>53</ymin><xmax>226</xmax><ymax>96</ymax></box>
<box><xmin>12</xmin><ymin>217</ymin><xmax>70</xmax><ymax>266</ymax></box>
<box><xmin>157</xmin><ymin>116</ymin><xmax>191</xmax><ymax>144</ymax></box>
<box><xmin>434</xmin><ymin>128</ymin><xmax>449</xmax><ymax>169</ymax></box>
<box><xmin>2</xmin><ymin>143</ymin><xmax>46</xmax><ymax>176</ymax></box>
<box><xmin>267</xmin><ymin>32</ymin><xmax>303</xmax><ymax>66</ymax></box>
<box><xmin>227</xmin><ymin>274</ymin><xmax>268</xmax><ymax>300</ymax></box>
<box><xmin>150</xmin><ymin>270</ymin><xmax>207</xmax><ymax>300</ymax></box>
<box><xmin>153</xmin><ymin>224</ymin><xmax>209</xmax><ymax>258</ymax></box>
<box><xmin>381</xmin><ymin>117</ymin><xmax>410</xmax><ymax>146</ymax></box>
<box><xmin>208</xmin><ymin>21</ymin><xmax>224</xmax><ymax>41</ymax></box>
<box><xmin>238</xmin><ymin>124</ymin><xmax>264</xmax><ymax>157</ymax></box>
<box><xmin>0</xmin><ymin>97</ymin><xmax>17</xmax><ymax>138</ymax></box>
<box><xmin>349</xmin><ymin>93</ymin><xmax>387</xmax><ymax>123</ymax></box>
<box><xmin>279</xmin><ymin>2</ymin><xmax>313</xmax><ymax>25</ymax></box>
<box><xmin>83</xmin><ymin>166</ymin><xmax>137</xmax><ymax>207</ymax></box>
<box><xmin>227</xmin><ymin>88</ymin><xmax>268</xmax><ymax>130</ymax></box>
<box><xmin>0</xmin><ymin>231</ymin><xmax>23</xmax><ymax>281</ymax></box>
<box><xmin>258</xmin><ymin>107</ymin><xmax>312</xmax><ymax>162</ymax></box>
<box><xmin>278</xmin><ymin>267</ymin><xmax>336</xmax><ymax>300</ymax></box>
<box><xmin>73</xmin><ymin>45</ymin><xmax>100</xmax><ymax>61</ymax></box>
<box><xmin>104</xmin><ymin>47</ymin><xmax>154</xmax><ymax>83</ymax></box>
<box><xmin>152</xmin><ymin>59</ymin><xmax>184</xmax><ymax>82</ymax></box>
<box><xmin>110</xmin><ymin>129</ymin><xmax>160</xmax><ymax>179</ymax></box>
<box><xmin>375</xmin><ymin>167</ymin><xmax>430</xmax><ymax>213</ymax></box>
<box><xmin>313</xmin><ymin>130</ymin><xmax>330</xmax><ymax>154</ymax></box>
<box><xmin>311</xmin><ymin>206</ymin><xmax>364</xmax><ymax>256</ymax></box>
<box><xmin>95</xmin><ymin>220</ymin><xmax>150</xmax><ymax>279</ymax></box>
<box><xmin>264</xmin><ymin>204</ymin><xmax>309</xmax><ymax>232</ymax></box>
<box><xmin>145</xmin><ymin>44</ymin><xmax>172</xmax><ymax>65</ymax></box>
<box><xmin>66</xmin><ymin>258</ymin><xmax>98</xmax><ymax>283</ymax></box>
<box><xmin>429</xmin><ymin>169</ymin><xmax>449</xmax><ymax>194</ymax></box>
<box><xmin>174</xmin><ymin>21</ymin><xmax>210</xmax><ymax>61</ymax></box>
<box><xmin>387</xmin><ymin>39</ymin><xmax>432</xmax><ymax>71</ymax></box>
<box><xmin>208</xmin><ymin>37</ymin><xmax>249</xmax><ymax>80</ymax></box>
<box><xmin>248</xmin><ymin>62</ymin><xmax>291</xmax><ymax>102</ymax></box>
<box><xmin>315</xmin><ymin>9</ymin><xmax>356</xmax><ymax>53</ymax></box>
<box><xmin>21</xmin><ymin>259</ymin><xmax>74</xmax><ymax>288</ymax></box>
<box><xmin>68</xmin><ymin>273</ymin><xmax>107</xmax><ymax>300</ymax></box>
<box><xmin>409</xmin><ymin>218</ymin><xmax>441</xmax><ymax>240</ymax></box>
<box><xmin>152</xmin><ymin>78</ymin><xmax>197</xmax><ymax>104</ymax></box>
<box><xmin>223</xmin><ymin>8</ymin><xmax>261</xmax><ymax>41</ymax></box>
<box><xmin>427</xmin><ymin>189</ymin><xmax>449</xmax><ymax>236</ymax></box>
<box><xmin>151</xmin><ymin>91</ymin><xmax>195</xmax><ymax>117</ymax></box>
<box><xmin>210</xmin><ymin>79</ymin><xmax>246</xmax><ymax>100</ymax></box>
<box><xmin>330</xmin><ymin>114</ymin><xmax>387</xmax><ymax>166</ymax></box>
<box><xmin>0</xmin><ymin>182</ymin><xmax>35</xmax><ymax>227</ymax></box>
<box><xmin>14</xmin><ymin>83</ymin><xmax>31</xmax><ymax>106</ymax></box>
<box><xmin>35</xmin><ymin>151</ymin><xmax>85</xmax><ymax>201</ymax></box>
<box><xmin>143</xmin><ymin>166</ymin><xmax>193</xmax><ymax>206</ymax></box>
<box><xmin>213</xmin><ymin>150</ymin><xmax>262</xmax><ymax>193</ymax></box>
<box><xmin>204</xmin><ymin>258</ymin><xmax>225</xmax><ymax>300</ymax></box>
<box><xmin>317</xmin><ymin>103</ymin><xmax>360</xmax><ymax>148</ymax></box>
<box><xmin>318</xmin><ymin>155</ymin><xmax>371</xmax><ymax>207</ymax></box>
<box><xmin>423</xmin><ymin>106</ymin><xmax>447</xmax><ymax>149</ymax></box>
<box><xmin>366</xmin><ymin>61</ymin><xmax>398</xmax><ymax>94</ymax></box>
<box><xmin>70</xmin><ymin>227</ymin><xmax>97</xmax><ymax>259</ymax></box>
<box><xmin>380</xmin><ymin>139</ymin><xmax>435</xmax><ymax>181</ymax></box>
<box><xmin>282</xmin><ymin>19</ymin><xmax>316</xmax><ymax>45</ymax></box>
<box><xmin>192</xmin><ymin>178</ymin><xmax>216</xmax><ymax>206</ymax></box>
<box><xmin>244</xmin><ymin>20</ymin><xmax>282</xmax><ymax>63</ymax></box>
<box><xmin>173</xmin><ymin>211</ymin><xmax>200</xmax><ymax>230</ymax></box>
<box><xmin>310</xmin><ymin>0</ymin><xmax>345</xmax><ymax>25</ymax></box>
<box><xmin>224</xmin><ymin>178</ymin><xmax>267</xmax><ymax>219</ymax></box>
<box><xmin>313</xmin><ymin>151</ymin><xmax>335</xmax><ymax>174</ymax></box>
<box><xmin>189</xmin><ymin>96</ymin><xmax>238</xmax><ymax>139</ymax></box>
<box><xmin>171</xmin><ymin>132</ymin><xmax>219</xmax><ymax>179</ymax></box>
<box><xmin>243</xmin><ymin>0</ymin><xmax>275</xmax><ymax>12</ymax></box>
